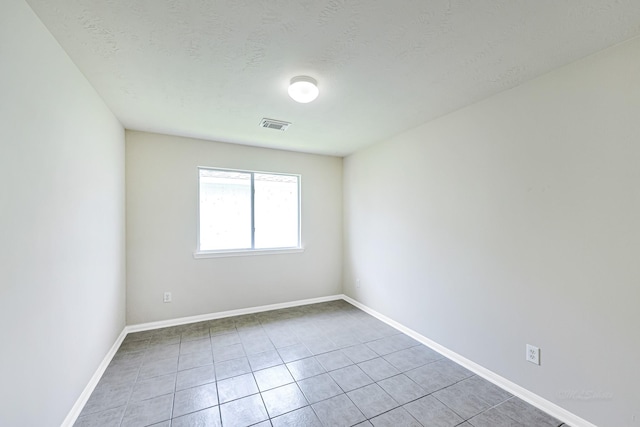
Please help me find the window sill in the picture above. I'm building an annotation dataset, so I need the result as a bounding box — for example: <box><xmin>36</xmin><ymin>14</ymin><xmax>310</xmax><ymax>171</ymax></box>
<box><xmin>193</xmin><ymin>247</ymin><xmax>305</xmax><ymax>259</ymax></box>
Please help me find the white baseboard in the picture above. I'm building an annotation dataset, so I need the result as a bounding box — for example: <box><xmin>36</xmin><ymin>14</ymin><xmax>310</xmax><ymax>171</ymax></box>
<box><xmin>341</xmin><ymin>295</ymin><xmax>597</xmax><ymax>427</ymax></box>
<box><xmin>126</xmin><ymin>294</ymin><xmax>343</xmax><ymax>333</ymax></box>
<box><xmin>61</xmin><ymin>328</ymin><xmax>128</xmax><ymax>427</ymax></box>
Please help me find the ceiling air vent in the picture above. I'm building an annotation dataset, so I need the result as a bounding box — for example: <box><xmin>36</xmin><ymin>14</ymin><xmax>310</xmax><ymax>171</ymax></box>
<box><xmin>259</xmin><ymin>118</ymin><xmax>291</xmax><ymax>132</ymax></box>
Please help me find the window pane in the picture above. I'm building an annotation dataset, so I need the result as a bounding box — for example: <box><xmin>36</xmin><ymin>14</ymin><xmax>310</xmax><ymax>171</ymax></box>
<box><xmin>199</xmin><ymin>170</ymin><xmax>251</xmax><ymax>250</ymax></box>
<box><xmin>254</xmin><ymin>173</ymin><xmax>299</xmax><ymax>249</ymax></box>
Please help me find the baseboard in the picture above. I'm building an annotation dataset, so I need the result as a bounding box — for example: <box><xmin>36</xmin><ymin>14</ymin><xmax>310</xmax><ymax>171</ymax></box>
<box><xmin>341</xmin><ymin>295</ymin><xmax>597</xmax><ymax>427</ymax></box>
<box><xmin>126</xmin><ymin>294</ymin><xmax>343</xmax><ymax>333</ymax></box>
<box><xmin>61</xmin><ymin>327</ymin><xmax>128</xmax><ymax>427</ymax></box>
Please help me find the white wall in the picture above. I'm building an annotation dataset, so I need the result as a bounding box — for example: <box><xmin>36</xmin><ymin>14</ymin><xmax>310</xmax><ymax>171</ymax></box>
<box><xmin>0</xmin><ymin>1</ymin><xmax>126</xmax><ymax>426</ymax></box>
<box><xmin>126</xmin><ymin>131</ymin><xmax>342</xmax><ymax>324</ymax></box>
<box><xmin>343</xmin><ymin>37</ymin><xmax>640</xmax><ymax>427</ymax></box>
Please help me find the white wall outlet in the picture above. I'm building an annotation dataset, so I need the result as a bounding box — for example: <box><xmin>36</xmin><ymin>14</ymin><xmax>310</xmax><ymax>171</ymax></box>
<box><xmin>356</xmin><ymin>279</ymin><xmax>361</xmax><ymax>289</ymax></box>
<box><xmin>526</xmin><ymin>344</ymin><xmax>540</xmax><ymax>365</ymax></box>
<box><xmin>163</xmin><ymin>292</ymin><xmax>172</xmax><ymax>303</ymax></box>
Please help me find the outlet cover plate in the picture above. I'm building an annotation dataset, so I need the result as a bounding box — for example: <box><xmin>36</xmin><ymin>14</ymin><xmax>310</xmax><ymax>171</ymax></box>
<box><xmin>163</xmin><ymin>292</ymin><xmax>172</xmax><ymax>303</ymax></box>
<box><xmin>526</xmin><ymin>344</ymin><xmax>540</xmax><ymax>365</ymax></box>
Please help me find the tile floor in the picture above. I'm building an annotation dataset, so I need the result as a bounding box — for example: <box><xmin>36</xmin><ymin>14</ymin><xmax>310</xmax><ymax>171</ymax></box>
<box><xmin>75</xmin><ymin>300</ymin><xmax>567</xmax><ymax>427</ymax></box>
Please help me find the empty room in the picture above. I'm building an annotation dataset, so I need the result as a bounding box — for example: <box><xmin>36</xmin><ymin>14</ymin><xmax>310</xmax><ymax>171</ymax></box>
<box><xmin>1</xmin><ymin>1</ymin><xmax>639</xmax><ymax>426</ymax></box>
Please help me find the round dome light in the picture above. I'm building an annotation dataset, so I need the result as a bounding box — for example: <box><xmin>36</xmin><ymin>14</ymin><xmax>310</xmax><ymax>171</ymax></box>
<box><xmin>288</xmin><ymin>76</ymin><xmax>319</xmax><ymax>103</ymax></box>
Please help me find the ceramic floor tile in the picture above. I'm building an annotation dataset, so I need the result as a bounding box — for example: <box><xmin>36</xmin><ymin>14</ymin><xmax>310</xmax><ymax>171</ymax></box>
<box><xmin>178</xmin><ymin>349</ymin><xmax>213</xmax><ymax>371</ymax></box>
<box><xmin>330</xmin><ymin>332</ymin><xmax>361</xmax><ymax>348</ymax></box>
<box><xmin>243</xmin><ymin>337</ymin><xmax>276</xmax><ymax>355</ymax></box>
<box><xmin>181</xmin><ymin>328</ymin><xmax>210</xmax><ymax>342</ymax></box>
<box><xmin>341</xmin><ymin>344</ymin><xmax>378</xmax><ymax>364</ymax></box>
<box><xmin>180</xmin><ymin>338</ymin><xmax>211</xmax><ymax>355</ymax></box>
<box><xmin>150</xmin><ymin>330</ymin><xmax>181</xmax><ymax>345</ymax></box>
<box><xmin>109</xmin><ymin>350</ymin><xmax>145</xmax><ymax>368</ymax></box>
<box><xmin>432</xmin><ymin>375</ymin><xmax>509</xmax><ymax>420</ymax></box>
<box><xmin>370</xmin><ymin>407</ymin><xmax>422</xmax><ymax>427</ymax></box>
<box><xmin>209</xmin><ymin>321</ymin><xmax>237</xmax><ymax>337</ymax></box>
<box><xmin>74</xmin><ymin>405</ymin><xmax>125</xmax><ymax>427</ymax></box>
<box><xmin>261</xmin><ymin>383</ymin><xmax>309</xmax><ymax>417</ymax></box>
<box><xmin>405</xmin><ymin>359</ymin><xmax>473</xmax><ymax>394</ymax></box>
<box><xmin>98</xmin><ymin>367</ymin><xmax>139</xmax><ymax>389</ymax></box>
<box><xmin>461</xmin><ymin>376</ymin><xmax>512</xmax><ymax>405</ymax></box>
<box><xmin>277</xmin><ymin>344</ymin><xmax>312</xmax><ymax>363</ymax></box>
<box><xmin>248</xmin><ymin>349</ymin><xmax>283</xmax><ymax>371</ymax></box>
<box><xmin>129</xmin><ymin>373</ymin><xmax>175</xmax><ymax>402</ymax></box>
<box><xmin>358</xmin><ymin>357</ymin><xmax>400</xmax><ymax>381</ymax></box>
<box><xmin>172</xmin><ymin>382</ymin><xmax>218</xmax><ymax>418</ymax></box>
<box><xmin>354</xmin><ymin>327</ymin><xmax>385</xmax><ymax>343</ymax></box>
<box><xmin>123</xmin><ymin>331</ymin><xmax>154</xmax><ymax>343</ymax></box>
<box><xmin>271</xmin><ymin>406</ymin><xmax>322</xmax><ymax>427</ymax></box>
<box><xmin>170</xmin><ymin>406</ymin><xmax>221</xmax><ymax>427</ymax></box>
<box><xmin>494</xmin><ymin>397</ymin><xmax>563</xmax><ymax>426</ymax></box>
<box><xmin>377</xmin><ymin>374</ymin><xmax>428</xmax><ymax>405</ymax></box>
<box><xmin>214</xmin><ymin>357</ymin><xmax>252</xmax><ymax>380</ymax></box>
<box><xmin>367</xmin><ymin>334</ymin><xmax>420</xmax><ymax>356</ymax></box>
<box><xmin>269</xmin><ymin>332</ymin><xmax>301</xmax><ymax>348</ymax></box>
<box><xmin>211</xmin><ymin>332</ymin><xmax>241</xmax><ymax>349</ymax></box>
<box><xmin>467</xmin><ymin>407</ymin><xmax>525</xmax><ymax>427</ymax></box>
<box><xmin>329</xmin><ymin>364</ymin><xmax>374</xmax><ymax>392</ymax></box>
<box><xmin>145</xmin><ymin>344</ymin><xmax>180</xmax><ymax>362</ymax></box>
<box><xmin>404</xmin><ymin>395</ymin><xmax>464</xmax><ymax>427</ymax></box>
<box><xmin>213</xmin><ymin>343</ymin><xmax>246</xmax><ymax>363</ymax></box>
<box><xmin>120</xmin><ymin>394</ymin><xmax>173</xmax><ymax>427</ymax></box>
<box><xmin>175</xmin><ymin>365</ymin><xmax>216</xmax><ymax>391</ymax></box>
<box><xmin>286</xmin><ymin>357</ymin><xmax>326</xmax><ymax>381</ymax></box>
<box><xmin>253</xmin><ymin>364</ymin><xmax>294</xmax><ymax>391</ymax></box>
<box><xmin>219</xmin><ymin>393</ymin><xmax>268</xmax><ymax>427</ymax></box>
<box><xmin>139</xmin><ymin>355</ymin><xmax>179</xmax><ymax>380</ymax></box>
<box><xmin>238</xmin><ymin>327</ymin><xmax>269</xmax><ymax>341</ymax></box>
<box><xmin>383</xmin><ymin>345</ymin><xmax>443</xmax><ymax>372</ymax></box>
<box><xmin>347</xmin><ymin>383</ymin><xmax>399</xmax><ymax>418</ymax></box>
<box><xmin>118</xmin><ymin>339</ymin><xmax>150</xmax><ymax>354</ymax></box>
<box><xmin>80</xmin><ymin>301</ymin><xmax>561</xmax><ymax>427</ymax></box>
<box><xmin>80</xmin><ymin>382</ymin><xmax>134</xmax><ymax>416</ymax></box>
<box><xmin>218</xmin><ymin>373</ymin><xmax>259</xmax><ymax>403</ymax></box>
<box><xmin>315</xmin><ymin>350</ymin><xmax>354</xmax><ymax>371</ymax></box>
<box><xmin>297</xmin><ymin>373</ymin><xmax>343</xmax><ymax>404</ymax></box>
<box><xmin>312</xmin><ymin>393</ymin><xmax>366</xmax><ymax>427</ymax></box>
<box><xmin>302</xmin><ymin>336</ymin><xmax>338</xmax><ymax>355</ymax></box>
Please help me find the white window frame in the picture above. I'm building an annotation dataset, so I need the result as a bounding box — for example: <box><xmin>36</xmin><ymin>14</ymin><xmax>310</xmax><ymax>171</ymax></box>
<box><xmin>194</xmin><ymin>167</ymin><xmax>303</xmax><ymax>259</ymax></box>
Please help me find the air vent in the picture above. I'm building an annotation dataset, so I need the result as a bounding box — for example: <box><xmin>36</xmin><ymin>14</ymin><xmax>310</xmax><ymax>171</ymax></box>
<box><xmin>259</xmin><ymin>118</ymin><xmax>291</xmax><ymax>132</ymax></box>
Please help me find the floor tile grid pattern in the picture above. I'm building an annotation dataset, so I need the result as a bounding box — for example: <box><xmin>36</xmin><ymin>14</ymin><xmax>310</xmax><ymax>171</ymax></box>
<box><xmin>74</xmin><ymin>300</ymin><xmax>568</xmax><ymax>427</ymax></box>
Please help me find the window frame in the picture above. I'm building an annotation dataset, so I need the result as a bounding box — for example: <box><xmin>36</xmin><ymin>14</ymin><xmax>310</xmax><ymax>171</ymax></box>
<box><xmin>194</xmin><ymin>166</ymin><xmax>303</xmax><ymax>259</ymax></box>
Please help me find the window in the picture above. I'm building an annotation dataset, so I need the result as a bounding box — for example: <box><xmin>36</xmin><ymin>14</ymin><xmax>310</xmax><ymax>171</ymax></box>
<box><xmin>197</xmin><ymin>167</ymin><xmax>301</xmax><ymax>255</ymax></box>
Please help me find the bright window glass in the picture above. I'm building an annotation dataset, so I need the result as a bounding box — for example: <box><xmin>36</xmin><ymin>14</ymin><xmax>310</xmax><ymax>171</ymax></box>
<box><xmin>198</xmin><ymin>168</ymin><xmax>300</xmax><ymax>252</ymax></box>
<box><xmin>254</xmin><ymin>173</ymin><xmax>299</xmax><ymax>249</ymax></box>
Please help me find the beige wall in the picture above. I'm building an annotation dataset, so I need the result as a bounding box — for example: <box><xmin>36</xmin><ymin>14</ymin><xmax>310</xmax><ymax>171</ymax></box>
<box><xmin>0</xmin><ymin>0</ymin><xmax>126</xmax><ymax>425</ymax></box>
<box><xmin>126</xmin><ymin>131</ymin><xmax>343</xmax><ymax>324</ymax></box>
<box><xmin>343</xmin><ymin>37</ymin><xmax>640</xmax><ymax>427</ymax></box>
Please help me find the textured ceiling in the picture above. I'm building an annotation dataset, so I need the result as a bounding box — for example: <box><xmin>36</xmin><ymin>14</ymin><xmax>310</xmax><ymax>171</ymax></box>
<box><xmin>25</xmin><ymin>0</ymin><xmax>640</xmax><ymax>156</ymax></box>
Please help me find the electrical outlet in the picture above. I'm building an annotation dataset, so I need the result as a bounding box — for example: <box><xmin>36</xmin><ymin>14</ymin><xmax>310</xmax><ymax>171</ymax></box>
<box><xmin>526</xmin><ymin>344</ymin><xmax>540</xmax><ymax>365</ymax></box>
<box><xmin>356</xmin><ymin>279</ymin><xmax>361</xmax><ymax>289</ymax></box>
<box><xmin>163</xmin><ymin>292</ymin><xmax>172</xmax><ymax>303</ymax></box>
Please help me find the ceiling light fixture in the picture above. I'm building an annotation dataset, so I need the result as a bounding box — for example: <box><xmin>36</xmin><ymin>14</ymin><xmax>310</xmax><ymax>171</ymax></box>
<box><xmin>288</xmin><ymin>76</ymin><xmax>319</xmax><ymax>103</ymax></box>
